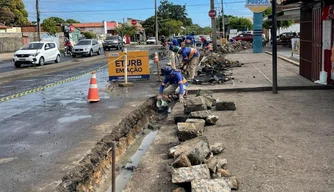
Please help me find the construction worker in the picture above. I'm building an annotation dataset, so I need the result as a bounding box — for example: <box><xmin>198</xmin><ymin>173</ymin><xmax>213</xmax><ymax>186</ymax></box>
<box><xmin>185</xmin><ymin>32</ymin><xmax>195</xmax><ymax>47</ymax></box>
<box><xmin>200</xmin><ymin>37</ymin><xmax>211</xmax><ymax>50</ymax></box>
<box><xmin>158</xmin><ymin>66</ymin><xmax>188</xmax><ymax>103</ymax></box>
<box><xmin>178</xmin><ymin>47</ymin><xmax>200</xmax><ymax>80</ymax></box>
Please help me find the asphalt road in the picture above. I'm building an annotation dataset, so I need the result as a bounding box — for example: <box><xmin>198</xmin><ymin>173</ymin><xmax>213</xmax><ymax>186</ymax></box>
<box><xmin>0</xmin><ymin>48</ymin><xmax>162</xmax><ymax>192</ymax></box>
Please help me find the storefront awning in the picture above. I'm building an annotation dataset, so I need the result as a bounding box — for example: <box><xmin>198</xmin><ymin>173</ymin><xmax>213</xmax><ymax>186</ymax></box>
<box><xmin>263</xmin><ymin>7</ymin><xmax>300</xmax><ymax>21</ymax></box>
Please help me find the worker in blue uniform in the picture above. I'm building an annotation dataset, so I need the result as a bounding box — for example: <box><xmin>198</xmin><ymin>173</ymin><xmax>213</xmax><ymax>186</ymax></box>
<box><xmin>177</xmin><ymin>46</ymin><xmax>200</xmax><ymax>80</ymax></box>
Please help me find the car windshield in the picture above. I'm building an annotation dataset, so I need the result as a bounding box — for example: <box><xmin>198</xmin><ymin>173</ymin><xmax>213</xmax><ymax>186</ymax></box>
<box><xmin>77</xmin><ymin>40</ymin><xmax>91</xmax><ymax>45</ymax></box>
<box><xmin>106</xmin><ymin>36</ymin><xmax>118</xmax><ymax>40</ymax></box>
<box><xmin>148</xmin><ymin>37</ymin><xmax>155</xmax><ymax>40</ymax></box>
<box><xmin>21</xmin><ymin>43</ymin><xmax>44</xmax><ymax>50</ymax></box>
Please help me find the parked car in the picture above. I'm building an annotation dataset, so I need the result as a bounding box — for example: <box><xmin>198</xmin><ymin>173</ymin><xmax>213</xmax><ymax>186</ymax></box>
<box><xmin>279</xmin><ymin>32</ymin><xmax>296</xmax><ymax>47</ymax></box>
<box><xmin>13</xmin><ymin>42</ymin><xmax>60</xmax><ymax>68</ymax></box>
<box><xmin>232</xmin><ymin>33</ymin><xmax>253</xmax><ymax>42</ymax></box>
<box><xmin>72</xmin><ymin>39</ymin><xmax>101</xmax><ymax>57</ymax></box>
<box><xmin>146</xmin><ymin>37</ymin><xmax>156</xmax><ymax>45</ymax></box>
<box><xmin>103</xmin><ymin>35</ymin><xmax>123</xmax><ymax>51</ymax></box>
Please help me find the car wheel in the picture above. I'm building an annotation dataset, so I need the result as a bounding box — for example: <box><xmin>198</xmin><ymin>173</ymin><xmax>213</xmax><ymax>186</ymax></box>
<box><xmin>97</xmin><ymin>48</ymin><xmax>101</xmax><ymax>55</ymax></box>
<box><xmin>117</xmin><ymin>45</ymin><xmax>120</xmax><ymax>50</ymax></box>
<box><xmin>89</xmin><ymin>50</ymin><xmax>93</xmax><ymax>57</ymax></box>
<box><xmin>39</xmin><ymin>57</ymin><xmax>45</xmax><ymax>66</ymax></box>
<box><xmin>55</xmin><ymin>54</ymin><xmax>60</xmax><ymax>63</ymax></box>
<box><xmin>14</xmin><ymin>62</ymin><xmax>21</xmax><ymax>68</ymax></box>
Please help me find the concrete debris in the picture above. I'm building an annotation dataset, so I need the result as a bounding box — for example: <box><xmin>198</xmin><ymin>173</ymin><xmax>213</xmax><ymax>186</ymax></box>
<box><xmin>177</xmin><ymin>122</ymin><xmax>204</xmax><ymax>141</ymax></box>
<box><xmin>216</xmin><ymin>101</ymin><xmax>236</xmax><ymax>111</ymax></box>
<box><xmin>195</xmin><ymin>89</ymin><xmax>213</xmax><ymax>97</ymax></box>
<box><xmin>216</xmin><ymin>158</ymin><xmax>228</xmax><ymax>169</ymax></box>
<box><xmin>147</xmin><ymin>122</ymin><xmax>160</xmax><ymax>130</ymax></box>
<box><xmin>173</xmin><ymin>187</ymin><xmax>187</xmax><ymax>192</ymax></box>
<box><xmin>174</xmin><ymin>114</ymin><xmax>189</xmax><ymax>124</ymax></box>
<box><xmin>172</xmin><ymin>164</ymin><xmax>211</xmax><ymax>183</ymax></box>
<box><xmin>210</xmin><ymin>143</ymin><xmax>225</xmax><ymax>155</ymax></box>
<box><xmin>206</xmin><ymin>156</ymin><xmax>218</xmax><ymax>173</ymax></box>
<box><xmin>222</xmin><ymin>176</ymin><xmax>239</xmax><ymax>190</ymax></box>
<box><xmin>174</xmin><ymin>136</ymin><xmax>210</xmax><ymax>165</ymax></box>
<box><xmin>168</xmin><ymin>146</ymin><xmax>179</xmax><ymax>159</ymax></box>
<box><xmin>218</xmin><ymin>41</ymin><xmax>252</xmax><ymax>54</ymax></box>
<box><xmin>190</xmin><ymin>110</ymin><xmax>212</xmax><ymax>119</ymax></box>
<box><xmin>205</xmin><ymin>115</ymin><xmax>219</xmax><ymax>125</ymax></box>
<box><xmin>186</xmin><ymin>118</ymin><xmax>206</xmax><ymax>128</ymax></box>
<box><xmin>172</xmin><ymin>154</ymin><xmax>192</xmax><ymax>168</ymax></box>
<box><xmin>184</xmin><ymin>97</ymin><xmax>207</xmax><ymax>114</ymax></box>
<box><xmin>191</xmin><ymin>179</ymin><xmax>231</xmax><ymax>192</ymax></box>
<box><xmin>217</xmin><ymin>169</ymin><xmax>232</xmax><ymax>177</ymax></box>
<box><xmin>199</xmin><ymin>96</ymin><xmax>213</xmax><ymax>109</ymax></box>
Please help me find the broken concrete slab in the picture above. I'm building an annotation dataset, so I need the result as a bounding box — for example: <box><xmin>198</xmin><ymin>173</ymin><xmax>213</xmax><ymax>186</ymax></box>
<box><xmin>199</xmin><ymin>96</ymin><xmax>213</xmax><ymax>109</ymax></box>
<box><xmin>177</xmin><ymin>122</ymin><xmax>204</xmax><ymax>141</ymax></box>
<box><xmin>190</xmin><ymin>110</ymin><xmax>212</xmax><ymax>119</ymax></box>
<box><xmin>206</xmin><ymin>156</ymin><xmax>218</xmax><ymax>173</ymax></box>
<box><xmin>216</xmin><ymin>158</ymin><xmax>228</xmax><ymax>169</ymax></box>
<box><xmin>184</xmin><ymin>97</ymin><xmax>207</xmax><ymax>114</ymax></box>
<box><xmin>217</xmin><ymin>169</ymin><xmax>232</xmax><ymax>177</ymax></box>
<box><xmin>191</xmin><ymin>178</ymin><xmax>231</xmax><ymax>192</ymax></box>
<box><xmin>174</xmin><ymin>114</ymin><xmax>189</xmax><ymax>124</ymax></box>
<box><xmin>172</xmin><ymin>154</ymin><xmax>192</xmax><ymax>168</ymax></box>
<box><xmin>173</xmin><ymin>187</ymin><xmax>187</xmax><ymax>192</ymax></box>
<box><xmin>174</xmin><ymin>136</ymin><xmax>211</xmax><ymax>165</ymax></box>
<box><xmin>172</xmin><ymin>164</ymin><xmax>210</xmax><ymax>183</ymax></box>
<box><xmin>216</xmin><ymin>101</ymin><xmax>236</xmax><ymax>111</ymax></box>
<box><xmin>186</xmin><ymin>118</ymin><xmax>206</xmax><ymax>128</ymax></box>
<box><xmin>210</xmin><ymin>143</ymin><xmax>225</xmax><ymax>155</ymax></box>
<box><xmin>205</xmin><ymin>115</ymin><xmax>219</xmax><ymax>125</ymax></box>
<box><xmin>168</xmin><ymin>146</ymin><xmax>179</xmax><ymax>159</ymax></box>
<box><xmin>195</xmin><ymin>89</ymin><xmax>213</xmax><ymax>97</ymax></box>
<box><xmin>222</xmin><ymin>176</ymin><xmax>239</xmax><ymax>190</ymax></box>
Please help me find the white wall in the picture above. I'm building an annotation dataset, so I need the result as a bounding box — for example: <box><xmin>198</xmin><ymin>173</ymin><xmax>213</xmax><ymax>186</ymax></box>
<box><xmin>269</xmin><ymin>23</ymin><xmax>300</xmax><ymax>40</ymax></box>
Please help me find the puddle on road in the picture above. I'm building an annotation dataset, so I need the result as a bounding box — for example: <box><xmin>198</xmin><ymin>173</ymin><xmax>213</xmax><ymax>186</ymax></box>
<box><xmin>106</xmin><ymin>130</ymin><xmax>158</xmax><ymax>192</ymax></box>
<box><xmin>57</xmin><ymin>115</ymin><xmax>92</xmax><ymax>123</ymax></box>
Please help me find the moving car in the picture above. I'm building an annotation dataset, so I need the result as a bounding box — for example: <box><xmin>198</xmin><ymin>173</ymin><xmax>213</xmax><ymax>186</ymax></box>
<box><xmin>232</xmin><ymin>33</ymin><xmax>253</xmax><ymax>42</ymax></box>
<box><xmin>72</xmin><ymin>39</ymin><xmax>101</xmax><ymax>57</ymax></box>
<box><xmin>13</xmin><ymin>42</ymin><xmax>61</xmax><ymax>68</ymax></box>
<box><xmin>146</xmin><ymin>37</ymin><xmax>156</xmax><ymax>45</ymax></box>
<box><xmin>103</xmin><ymin>35</ymin><xmax>124</xmax><ymax>51</ymax></box>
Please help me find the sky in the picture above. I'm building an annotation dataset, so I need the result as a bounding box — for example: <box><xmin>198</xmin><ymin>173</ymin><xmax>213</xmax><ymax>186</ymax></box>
<box><xmin>22</xmin><ymin>0</ymin><xmax>253</xmax><ymax>27</ymax></box>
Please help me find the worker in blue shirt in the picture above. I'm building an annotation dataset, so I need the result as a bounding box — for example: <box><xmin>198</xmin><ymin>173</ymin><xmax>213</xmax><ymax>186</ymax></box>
<box><xmin>185</xmin><ymin>32</ymin><xmax>195</xmax><ymax>47</ymax></box>
<box><xmin>177</xmin><ymin>47</ymin><xmax>200</xmax><ymax>80</ymax></box>
<box><xmin>158</xmin><ymin>66</ymin><xmax>188</xmax><ymax>103</ymax></box>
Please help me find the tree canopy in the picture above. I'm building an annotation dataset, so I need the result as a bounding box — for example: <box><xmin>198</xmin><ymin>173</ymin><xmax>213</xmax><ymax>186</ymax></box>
<box><xmin>41</xmin><ymin>18</ymin><xmax>58</xmax><ymax>36</ymax></box>
<box><xmin>185</xmin><ymin>24</ymin><xmax>211</xmax><ymax>35</ymax></box>
<box><xmin>115</xmin><ymin>24</ymin><xmax>137</xmax><ymax>37</ymax></box>
<box><xmin>48</xmin><ymin>17</ymin><xmax>65</xmax><ymax>24</ymax></box>
<box><xmin>82</xmin><ymin>31</ymin><xmax>96</xmax><ymax>39</ymax></box>
<box><xmin>0</xmin><ymin>0</ymin><xmax>29</xmax><ymax>26</ymax></box>
<box><xmin>228</xmin><ymin>16</ymin><xmax>253</xmax><ymax>31</ymax></box>
<box><xmin>262</xmin><ymin>8</ymin><xmax>293</xmax><ymax>29</ymax></box>
<box><xmin>66</xmin><ymin>19</ymin><xmax>80</xmax><ymax>24</ymax></box>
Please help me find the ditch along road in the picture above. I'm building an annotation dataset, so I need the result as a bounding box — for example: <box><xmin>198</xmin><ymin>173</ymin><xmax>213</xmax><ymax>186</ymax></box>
<box><xmin>0</xmin><ymin>48</ymin><xmax>164</xmax><ymax>192</ymax></box>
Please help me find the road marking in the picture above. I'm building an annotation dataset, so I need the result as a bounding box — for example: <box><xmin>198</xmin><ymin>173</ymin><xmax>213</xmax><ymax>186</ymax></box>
<box><xmin>0</xmin><ymin>157</ymin><xmax>18</xmax><ymax>164</ymax></box>
<box><xmin>0</xmin><ymin>55</ymin><xmax>125</xmax><ymax>103</ymax></box>
<box><xmin>241</xmin><ymin>54</ymin><xmax>273</xmax><ymax>84</ymax></box>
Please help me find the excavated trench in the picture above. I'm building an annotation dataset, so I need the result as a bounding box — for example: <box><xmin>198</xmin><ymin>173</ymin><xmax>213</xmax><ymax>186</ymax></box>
<box><xmin>56</xmin><ymin>97</ymin><xmax>169</xmax><ymax>192</ymax></box>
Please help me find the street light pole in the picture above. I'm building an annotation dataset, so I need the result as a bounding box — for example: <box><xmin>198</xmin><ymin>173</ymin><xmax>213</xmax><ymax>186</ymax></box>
<box><xmin>155</xmin><ymin>0</ymin><xmax>158</xmax><ymax>45</ymax></box>
<box><xmin>272</xmin><ymin>0</ymin><xmax>278</xmax><ymax>94</ymax></box>
<box><xmin>221</xmin><ymin>0</ymin><xmax>224</xmax><ymax>38</ymax></box>
<box><xmin>210</xmin><ymin>0</ymin><xmax>217</xmax><ymax>52</ymax></box>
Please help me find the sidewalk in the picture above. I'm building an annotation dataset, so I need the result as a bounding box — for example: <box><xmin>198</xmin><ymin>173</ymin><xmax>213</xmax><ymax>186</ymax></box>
<box><xmin>188</xmin><ymin>50</ymin><xmax>326</xmax><ymax>92</ymax></box>
<box><xmin>265</xmin><ymin>45</ymin><xmax>300</xmax><ymax>64</ymax></box>
<box><xmin>0</xmin><ymin>52</ymin><xmax>13</xmax><ymax>63</ymax></box>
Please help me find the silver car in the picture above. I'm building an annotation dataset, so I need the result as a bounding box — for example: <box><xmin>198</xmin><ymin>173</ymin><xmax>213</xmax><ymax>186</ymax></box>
<box><xmin>72</xmin><ymin>39</ymin><xmax>101</xmax><ymax>57</ymax></box>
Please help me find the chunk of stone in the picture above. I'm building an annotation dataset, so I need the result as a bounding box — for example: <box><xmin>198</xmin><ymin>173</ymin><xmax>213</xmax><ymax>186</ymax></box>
<box><xmin>147</xmin><ymin>122</ymin><xmax>160</xmax><ymax>130</ymax></box>
<box><xmin>172</xmin><ymin>154</ymin><xmax>192</xmax><ymax>168</ymax></box>
<box><xmin>174</xmin><ymin>114</ymin><xmax>189</xmax><ymax>124</ymax></box>
<box><xmin>199</xmin><ymin>96</ymin><xmax>213</xmax><ymax>109</ymax></box>
<box><xmin>191</xmin><ymin>179</ymin><xmax>231</xmax><ymax>192</ymax></box>
<box><xmin>168</xmin><ymin>146</ymin><xmax>179</xmax><ymax>158</ymax></box>
<box><xmin>205</xmin><ymin>115</ymin><xmax>219</xmax><ymax>125</ymax></box>
<box><xmin>184</xmin><ymin>97</ymin><xmax>207</xmax><ymax>114</ymax></box>
<box><xmin>174</xmin><ymin>136</ymin><xmax>210</xmax><ymax>165</ymax></box>
<box><xmin>177</xmin><ymin>122</ymin><xmax>205</xmax><ymax>141</ymax></box>
<box><xmin>222</xmin><ymin>176</ymin><xmax>239</xmax><ymax>190</ymax></box>
<box><xmin>217</xmin><ymin>169</ymin><xmax>232</xmax><ymax>177</ymax></box>
<box><xmin>210</xmin><ymin>143</ymin><xmax>225</xmax><ymax>155</ymax></box>
<box><xmin>216</xmin><ymin>158</ymin><xmax>228</xmax><ymax>169</ymax></box>
<box><xmin>190</xmin><ymin>110</ymin><xmax>212</xmax><ymax>119</ymax></box>
<box><xmin>206</xmin><ymin>156</ymin><xmax>218</xmax><ymax>173</ymax></box>
<box><xmin>203</xmin><ymin>96</ymin><xmax>218</xmax><ymax>106</ymax></box>
<box><xmin>186</xmin><ymin>118</ymin><xmax>206</xmax><ymax>128</ymax></box>
<box><xmin>172</xmin><ymin>164</ymin><xmax>210</xmax><ymax>183</ymax></box>
<box><xmin>216</xmin><ymin>101</ymin><xmax>236</xmax><ymax>111</ymax></box>
<box><xmin>195</xmin><ymin>89</ymin><xmax>213</xmax><ymax>97</ymax></box>
<box><xmin>173</xmin><ymin>188</ymin><xmax>186</xmax><ymax>192</ymax></box>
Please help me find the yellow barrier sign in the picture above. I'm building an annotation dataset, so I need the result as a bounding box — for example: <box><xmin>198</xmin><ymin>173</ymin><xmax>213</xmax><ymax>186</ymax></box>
<box><xmin>107</xmin><ymin>51</ymin><xmax>150</xmax><ymax>81</ymax></box>
<box><xmin>221</xmin><ymin>38</ymin><xmax>227</xmax><ymax>45</ymax></box>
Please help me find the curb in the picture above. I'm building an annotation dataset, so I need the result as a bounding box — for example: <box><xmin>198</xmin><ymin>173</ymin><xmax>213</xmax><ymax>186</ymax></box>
<box><xmin>265</xmin><ymin>51</ymin><xmax>299</xmax><ymax>66</ymax></box>
<box><xmin>187</xmin><ymin>85</ymin><xmax>333</xmax><ymax>94</ymax></box>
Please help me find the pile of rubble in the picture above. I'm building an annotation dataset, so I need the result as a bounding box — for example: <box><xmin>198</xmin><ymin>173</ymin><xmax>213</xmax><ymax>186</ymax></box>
<box><xmin>218</xmin><ymin>41</ymin><xmax>253</xmax><ymax>54</ymax></box>
<box><xmin>167</xmin><ymin>90</ymin><xmax>239</xmax><ymax>192</ymax></box>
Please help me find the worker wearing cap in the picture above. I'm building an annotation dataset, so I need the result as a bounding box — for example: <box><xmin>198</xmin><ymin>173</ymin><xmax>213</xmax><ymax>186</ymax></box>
<box><xmin>167</xmin><ymin>39</ymin><xmax>182</xmax><ymax>68</ymax></box>
<box><xmin>178</xmin><ymin>47</ymin><xmax>200</xmax><ymax>80</ymax></box>
<box><xmin>200</xmin><ymin>37</ymin><xmax>211</xmax><ymax>50</ymax></box>
<box><xmin>158</xmin><ymin>66</ymin><xmax>188</xmax><ymax>103</ymax></box>
<box><xmin>185</xmin><ymin>32</ymin><xmax>195</xmax><ymax>48</ymax></box>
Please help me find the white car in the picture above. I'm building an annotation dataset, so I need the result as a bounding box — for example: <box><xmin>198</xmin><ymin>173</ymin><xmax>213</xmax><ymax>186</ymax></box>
<box><xmin>146</xmin><ymin>37</ymin><xmax>156</xmax><ymax>45</ymax></box>
<box><xmin>13</xmin><ymin>42</ymin><xmax>61</xmax><ymax>68</ymax></box>
<box><xmin>72</xmin><ymin>39</ymin><xmax>101</xmax><ymax>58</ymax></box>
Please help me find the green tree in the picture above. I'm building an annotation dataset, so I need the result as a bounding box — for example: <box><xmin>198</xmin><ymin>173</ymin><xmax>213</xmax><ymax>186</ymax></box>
<box><xmin>262</xmin><ymin>8</ymin><xmax>293</xmax><ymax>29</ymax></box>
<box><xmin>66</xmin><ymin>19</ymin><xmax>80</xmax><ymax>24</ymax></box>
<box><xmin>229</xmin><ymin>17</ymin><xmax>253</xmax><ymax>31</ymax></box>
<box><xmin>41</xmin><ymin>18</ymin><xmax>58</xmax><ymax>36</ymax></box>
<box><xmin>158</xmin><ymin>0</ymin><xmax>192</xmax><ymax>26</ymax></box>
<box><xmin>115</xmin><ymin>24</ymin><xmax>137</xmax><ymax>37</ymax></box>
<box><xmin>82</xmin><ymin>31</ymin><xmax>96</xmax><ymax>39</ymax></box>
<box><xmin>0</xmin><ymin>0</ymin><xmax>29</xmax><ymax>25</ymax></box>
<box><xmin>165</xmin><ymin>20</ymin><xmax>183</xmax><ymax>35</ymax></box>
<box><xmin>48</xmin><ymin>17</ymin><xmax>65</xmax><ymax>24</ymax></box>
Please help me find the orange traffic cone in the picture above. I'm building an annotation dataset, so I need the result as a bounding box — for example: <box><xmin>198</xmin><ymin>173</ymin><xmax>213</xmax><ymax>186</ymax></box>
<box><xmin>88</xmin><ymin>71</ymin><xmax>100</xmax><ymax>103</ymax></box>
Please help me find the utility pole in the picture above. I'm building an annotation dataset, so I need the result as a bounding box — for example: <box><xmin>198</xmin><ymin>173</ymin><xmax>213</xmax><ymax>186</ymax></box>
<box><xmin>221</xmin><ymin>0</ymin><xmax>224</xmax><ymax>38</ymax></box>
<box><xmin>210</xmin><ymin>0</ymin><xmax>217</xmax><ymax>52</ymax></box>
<box><xmin>272</xmin><ymin>0</ymin><xmax>278</xmax><ymax>94</ymax></box>
<box><xmin>36</xmin><ymin>0</ymin><xmax>40</xmax><ymax>41</ymax></box>
<box><xmin>155</xmin><ymin>0</ymin><xmax>158</xmax><ymax>45</ymax></box>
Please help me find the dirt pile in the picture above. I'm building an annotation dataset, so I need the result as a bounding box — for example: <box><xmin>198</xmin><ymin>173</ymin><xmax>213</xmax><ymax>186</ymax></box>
<box><xmin>166</xmin><ymin>90</ymin><xmax>239</xmax><ymax>192</ymax></box>
<box><xmin>218</xmin><ymin>41</ymin><xmax>252</xmax><ymax>54</ymax></box>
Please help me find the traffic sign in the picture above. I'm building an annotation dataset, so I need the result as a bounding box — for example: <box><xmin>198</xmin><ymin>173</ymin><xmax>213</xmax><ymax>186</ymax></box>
<box><xmin>208</xmin><ymin>10</ymin><xmax>216</xmax><ymax>18</ymax></box>
<box><xmin>131</xmin><ymin>20</ymin><xmax>137</xmax><ymax>26</ymax></box>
